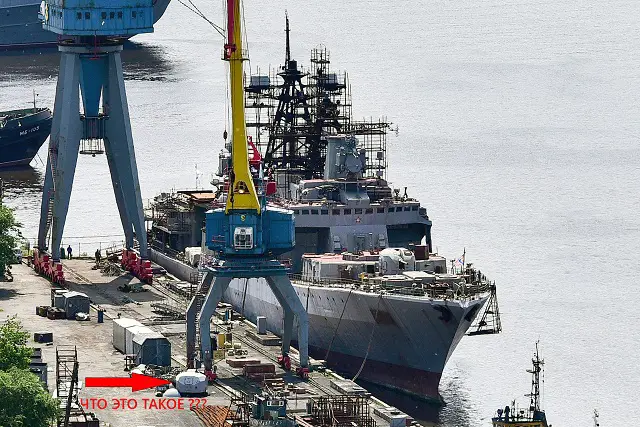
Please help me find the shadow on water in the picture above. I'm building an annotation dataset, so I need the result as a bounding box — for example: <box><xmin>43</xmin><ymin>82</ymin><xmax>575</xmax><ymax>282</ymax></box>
<box><xmin>0</xmin><ymin>41</ymin><xmax>174</xmax><ymax>81</ymax></box>
<box><xmin>0</xmin><ymin>167</ymin><xmax>43</xmax><ymax>191</ymax></box>
<box><xmin>355</xmin><ymin>378</ymin><xmax>476</xmax><ymax>427</ymax></box>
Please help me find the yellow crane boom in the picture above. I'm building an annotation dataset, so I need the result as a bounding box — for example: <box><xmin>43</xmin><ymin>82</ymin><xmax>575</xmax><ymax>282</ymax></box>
<box><xmin>225</xmin><ymin>0</ymin><xmax>260</xmax><ymax>214</ymax></box>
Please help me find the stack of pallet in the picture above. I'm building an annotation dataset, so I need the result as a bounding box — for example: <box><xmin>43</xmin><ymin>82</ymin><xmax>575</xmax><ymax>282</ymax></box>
<box><xmin>263</xmin><ymin>377</ymin><xmax>286</xmax><ymax>394</ymax></box>
<box><xmin>192</xmin><ymin>405</ymin><xmax>233</xmax><ymax>427</ymax></box>
<box><xmin>243</xmin><ymin>363</ymin><xmax>276</xmax><ymax>382</ymax></box>
<box><xmin>226</xmin><ymin>357</ymin><xmax>260</xmax><ymax>368</ymax></box>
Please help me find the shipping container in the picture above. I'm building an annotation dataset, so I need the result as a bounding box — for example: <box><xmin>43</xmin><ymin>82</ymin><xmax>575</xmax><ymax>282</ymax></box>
<box><xmin>112</xmin><ymin>318</ymin><xmax>142</xmax><ymax>353</ymax></box>
<box><xmin>132</xmin><ymin>332</ymin><xmax>171</xmax><ymax>366</ymax></box>
<box><xmin>125</xmin><ymin>325</ymin><xmax>155</xmax><ymax>355</ymax></box>
<box><xmin>62</xmin><ymin>291</ymin><xmax>90</xmax><ymax>319</ymax></box>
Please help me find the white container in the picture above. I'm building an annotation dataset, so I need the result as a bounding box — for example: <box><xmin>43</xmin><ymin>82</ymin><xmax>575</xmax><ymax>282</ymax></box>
<box><xmin>175</xmin><ymin>369</ymin><xmax>207</xmax><ymax>395</ymax></box>
<box><xmin>112</xmin><ymin>318</ymin><xmax>142</xmax><ymax>353</ymax></box>
<box><xmin>125</xmin><ymin>325</ymin><xmax>154</xmax><ymax>355</ymax></box>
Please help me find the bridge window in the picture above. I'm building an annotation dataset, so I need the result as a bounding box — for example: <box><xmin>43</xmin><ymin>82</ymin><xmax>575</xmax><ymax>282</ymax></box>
<box><xmin>355</xmin><ymin>208</ymin><xmax>362</xmax><ymax>214</ymax></box>
<box><xmin>365</xmin><ymin>208</ymin><xmax>373</xmax><ymax>214</ymax></box>
<box><xmin>131</xmin><ymin>10</ymin><xmax>137</xmax><ymax>18</ymax></box>
<box><xmin>84</xmin><ymin>12</ymin><xmax>90</xmax><ymax>19</ymax></box>
<box><xmin>101</xmin><ymin>12</ymin><xmax>107</xmax><ymax>19</ymax></box>
<box><xmin>292</xmin><ymin>210</ymin><xmax>300</xmax><ymax>215</ymax></box>
<box><xmin>321</xmin><ymin>210</ymin><xmax>329</xmax><ymax>215</ymax></box>
<box><xmin>377</xmin><ymin>207</ymin><xmax>384</xmax><ymax>213</ymax></box>
<box><xmin>332</xmin><ymin>209</ymin><xmax>340</xmax><ymax>215</ymax></box>
<box><xmin>311</xmin><ymin>209</ymin><xmax>319</xmax><ymax>215</ymax></box>
<box><xmin>301</xmin><ymin>209</ymin><xmax>309</xmax><ymax>215</ymax></box>
<box><xmin>76</xmin><ymin>12</ymin><xmax>82</xmax><ymax>19</ymax></box>
<box><xmin>404</xmin><ymin>206</ymin><xmax>411</xmax><ymax>211</ymax></box>
<box><xmin>110</xmin><ymin>11</ymin><xmax>115</xmax><ymax>18</ymax></box>
<box><xmin>117</xmin><ymin>11</ymin><xmax>123</xmax><ymax>18</ymax></box>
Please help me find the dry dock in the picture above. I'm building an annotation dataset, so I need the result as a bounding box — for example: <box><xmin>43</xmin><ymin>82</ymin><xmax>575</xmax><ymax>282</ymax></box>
<box><xmin>1</xmin><ymin>260</ymin><xmax>429</xmax><ymax>427</ymax></box>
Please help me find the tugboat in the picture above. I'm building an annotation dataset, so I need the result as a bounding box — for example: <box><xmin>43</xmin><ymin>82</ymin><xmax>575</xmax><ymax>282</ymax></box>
<box><xmin>492</xmin><ymin>342</ymin><xmax>550</xmax><ymax>427</ymax></box>
<box><xmin>0</xmin><ymin>97</ymin><xmax>52</xmax><ymax>168</ymax></box>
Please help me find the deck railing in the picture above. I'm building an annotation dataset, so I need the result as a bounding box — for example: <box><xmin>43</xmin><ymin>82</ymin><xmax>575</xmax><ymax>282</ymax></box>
<box><xmin>288</xmin><ymin>274</ymin><xmax>490</xmax><ymax>300</ymax></box>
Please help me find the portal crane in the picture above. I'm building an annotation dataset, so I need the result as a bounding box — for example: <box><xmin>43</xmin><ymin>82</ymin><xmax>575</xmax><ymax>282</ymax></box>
<box><xmin>32</xmin><ymin>0</ymin><xmax>153</xmax><ymax>284</ymax></box>
<box><xmin>185</xmin><ymin>0</ymin><xmax>309</xmax><ymax>378</ymax></box>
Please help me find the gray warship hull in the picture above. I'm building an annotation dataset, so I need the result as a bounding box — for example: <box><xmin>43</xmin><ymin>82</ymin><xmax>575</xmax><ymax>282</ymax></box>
<box><xmin>151</xmin><ymin>250</ymin><xmax>487</xmax><ymax>399</ymax></box>
<box><xmin>0</xmin><ymin>0</ymin><xmax>171</xmax><ymax>50</ymax></box>
<box><xmin>226</xmin><ymin>277</ymin><xmax>487</xmax><ymax>399</ymax></box>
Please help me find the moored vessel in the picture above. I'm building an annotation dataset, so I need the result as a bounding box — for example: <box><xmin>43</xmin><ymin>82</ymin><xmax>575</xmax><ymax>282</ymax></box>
<box><xmin>0</xmin><ymin>105</ymin><xmax>52</xmax><ymax>168</ymax></box>
<box><xmin>492</xmin><ymin>343</ymin><xmax>550</xmax><ymax>427</ymax></box>
<box><xmin>147</xmin><ymin>17</ymin><xmax>501</xmax><ymax>400</ymax></box>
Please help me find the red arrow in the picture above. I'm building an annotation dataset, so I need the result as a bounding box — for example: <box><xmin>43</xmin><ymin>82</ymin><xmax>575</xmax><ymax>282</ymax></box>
<box><xmin>85</xmin><ymin>373</ymin><xmax>170</xmax><ymax>392</ymax></box>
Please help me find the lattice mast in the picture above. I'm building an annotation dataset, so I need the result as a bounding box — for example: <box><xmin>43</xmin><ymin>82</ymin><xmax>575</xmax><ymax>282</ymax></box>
<box><xmin>244</xmin><ymin>18</ymin><xmax>391</xmax><ymax>195</ymax></box>
<box><xmin>525</xmin><ymin>342</ymin><xmax>544</xmax><ymax>416</ymax></box>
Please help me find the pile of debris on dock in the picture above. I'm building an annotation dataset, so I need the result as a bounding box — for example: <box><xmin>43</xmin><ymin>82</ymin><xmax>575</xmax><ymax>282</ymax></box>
<box><xmin>297</xmin><ymin>395</ymin><xmax>377</xmax><ymax>427</ymax></box>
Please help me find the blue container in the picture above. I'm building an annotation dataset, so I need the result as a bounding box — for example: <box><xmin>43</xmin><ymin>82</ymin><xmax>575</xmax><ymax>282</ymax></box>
<box><xmin>97</xmin><ymin>310</ymin><xmax>104</xmax><ymax>323</ymax></box>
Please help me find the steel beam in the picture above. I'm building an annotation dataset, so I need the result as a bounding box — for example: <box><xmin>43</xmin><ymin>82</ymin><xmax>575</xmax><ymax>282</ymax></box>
<box><xmin>102</xmin><ymin>50</ymin><xmax>148</xmax><ymax>258</ymax></box>
<box><xmin>186</xmin><ymin>270</ymin><xmax>214</xmax><ymax>366</ymax></box>
<box><xmin>197</xmin><ymin>275</ymin><xmax>232</xmax><ymax>370</ymax></box>
<box><xmin>47</xmin><ymin>52</ymin><xmax>82</xmax><ymax>261</ymax></box>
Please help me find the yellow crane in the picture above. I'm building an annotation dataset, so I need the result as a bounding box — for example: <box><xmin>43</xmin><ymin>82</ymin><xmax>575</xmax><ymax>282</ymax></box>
<box><xmin>224</xmin><ymin>0</ymin><xmax>261</xmax><ymax>214</ymax></box>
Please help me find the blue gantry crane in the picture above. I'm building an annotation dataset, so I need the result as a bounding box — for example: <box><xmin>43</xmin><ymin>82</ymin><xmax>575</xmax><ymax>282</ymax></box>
<box><xmin>185</xmin><ymin>0</ymin><xmax>309</xmax><ymax>378</ymax></box>
<box><xmin>33</xmin><ymin>0</ymin><xmax>153</xmax><ymax>283</ymax></box>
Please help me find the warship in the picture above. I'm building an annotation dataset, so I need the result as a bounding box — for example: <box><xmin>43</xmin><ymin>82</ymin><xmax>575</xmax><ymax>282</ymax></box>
<box><xmin>0</xmin><ymin>0</ymin><xmax>171</xmax><ymax>50</ymax></box>
<box><xmin>147</xmin><ymin>18</ymin><xmax>501</xmax><ymax>400</ymax></box>
<box><xmin>0</xmin><ymin>102</ymin><xmax>52</xmax><ymax>168</ymax></box>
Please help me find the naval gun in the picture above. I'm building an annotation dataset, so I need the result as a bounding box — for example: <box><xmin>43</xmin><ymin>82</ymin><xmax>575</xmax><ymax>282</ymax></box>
<box><xmin>185</xmin><ymin>0</ymin><xmax>309</xmax><ymax>379</ymax></box>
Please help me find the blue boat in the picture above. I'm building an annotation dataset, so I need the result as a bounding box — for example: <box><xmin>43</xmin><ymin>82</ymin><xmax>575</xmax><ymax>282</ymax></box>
<box><xmin>0</xmin><ymin>106</ymin><xmax>52</xmax><ymax>168</ymax></box>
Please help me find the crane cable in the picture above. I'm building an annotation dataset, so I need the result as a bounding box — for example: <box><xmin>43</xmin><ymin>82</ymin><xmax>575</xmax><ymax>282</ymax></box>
<box><xmin>176</xmin><ymin>0</ymin><xmax>225</xmax><ymax>38</ymax></box>
<box><xmin>324</xmin><ymin>288</ymin><xmax>353</xmax><ymax>361</ymax></box>
<box><xmin>352</xmin><ymin>293</ymin><xmax>383</xmax><ymax>382</ymax></box>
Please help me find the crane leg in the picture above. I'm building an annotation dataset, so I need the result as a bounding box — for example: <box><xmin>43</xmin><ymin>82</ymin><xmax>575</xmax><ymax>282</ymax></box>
<box><xmin>103</xmin><ymin>49</ymin><xmax>148</xmax><ymax>258</ymax></box>
<box><xmin>186</xmin><ymin>270</ymin><xmax>214</xmax><ymax>367</ymax></box>
<box><xmin>198</xmin><ymin>276</ymin><xmax>232</xmax><ymax>370</ymax></box>
<box><xmin>267</xmin><ymin>275</ymin><xmax>309</xmax><ymax>368</ymax></box>
<box><xmin>47</xmin><ymin>51</ymin><xmax>83</xmax><ymax>261</ymax></box>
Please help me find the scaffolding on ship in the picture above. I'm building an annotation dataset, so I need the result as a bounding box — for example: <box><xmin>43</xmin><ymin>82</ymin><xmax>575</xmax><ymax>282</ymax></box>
<box><xmin>244</xmin><ymin>17</ymin><xmax>391</xmax><ymax>199</ymax></box>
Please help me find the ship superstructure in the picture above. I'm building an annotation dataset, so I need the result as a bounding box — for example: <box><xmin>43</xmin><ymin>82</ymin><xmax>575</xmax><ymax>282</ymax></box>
<box><xmin>492</xmin><ymin>343</ymin><xmax>550</xmax><ymax>427</ymax></box>
<box><xmin>147</xmin><ymin>18</ymin><xmax>501</xmax><ymax>400</ymax></box>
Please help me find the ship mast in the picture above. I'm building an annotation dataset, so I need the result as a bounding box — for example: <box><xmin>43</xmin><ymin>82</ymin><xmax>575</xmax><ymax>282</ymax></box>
<box><xmin>285</xmin><ymin>11</ymin><xmax>291</xmax><ymax>64</ymax></box>
<box><xmin>525</xmin><ymin>341</ymin><xmax>544</xmax><ymax>415</ymax></box>
<box><xmin>224</xmin><ymin>0</ymin><xmax>260</xmax><ymax>214</ymax></box>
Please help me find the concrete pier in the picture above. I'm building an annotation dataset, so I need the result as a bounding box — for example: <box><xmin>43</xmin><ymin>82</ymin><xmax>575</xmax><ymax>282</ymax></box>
<box><xmin>1</xmin><ymin>260</ymin><xmax>428</xmax><ymax>426</ymax></box>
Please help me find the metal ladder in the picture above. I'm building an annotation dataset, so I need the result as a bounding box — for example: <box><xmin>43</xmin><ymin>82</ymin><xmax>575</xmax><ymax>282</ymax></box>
<box><xmin>44</xmin><ymin>144</ymin><xmax>58</xmax><ymax>248</ymax></box>
<box><xmin>192</xmin><ymin>269</ymin><xmax>211</xmax><ymax>361</ymax></box>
